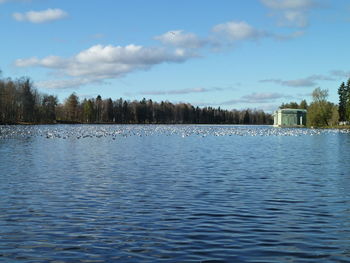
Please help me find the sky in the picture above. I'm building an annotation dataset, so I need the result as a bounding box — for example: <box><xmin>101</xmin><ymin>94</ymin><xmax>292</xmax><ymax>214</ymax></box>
<box><xmin>1</xmin><ymin>0</ymin><xmax>350</xmax><ymax>112</ymax></box>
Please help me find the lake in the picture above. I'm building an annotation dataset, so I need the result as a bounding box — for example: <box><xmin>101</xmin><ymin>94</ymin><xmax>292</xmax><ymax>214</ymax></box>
<box><xmin>1</xmin><ymin>125</ymin><xmax>350</xmax><ymax>262</ymax></box>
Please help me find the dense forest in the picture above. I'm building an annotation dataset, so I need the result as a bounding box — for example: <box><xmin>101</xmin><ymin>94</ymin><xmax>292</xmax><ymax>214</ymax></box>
<box><xmin>0</xmin><ymin>75</ymin><xmax>273</xmax><ymax>125</ymax></box>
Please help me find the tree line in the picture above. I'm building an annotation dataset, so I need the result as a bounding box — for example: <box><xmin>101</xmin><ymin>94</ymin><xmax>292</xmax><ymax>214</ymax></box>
<box><xmin>279</xmin><ymin>99</ymin><xmax>308</xmax><ymax>110</ymax></box>
<box><xmin>0</xmin><ymin>76</ymin><xmax>273</xmax><ymax>125</ymax></box>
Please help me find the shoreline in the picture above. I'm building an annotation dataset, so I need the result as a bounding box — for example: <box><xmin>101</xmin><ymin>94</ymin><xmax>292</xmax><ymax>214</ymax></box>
<box><xmin>1</xmin><ymin>122</ymin><xmax>350</xmax><ymax>129</ymax></box>
<box><xmin>0</xmin><ymin>122</ymin><xmax>272</xmax><ymax>126</ymax></box>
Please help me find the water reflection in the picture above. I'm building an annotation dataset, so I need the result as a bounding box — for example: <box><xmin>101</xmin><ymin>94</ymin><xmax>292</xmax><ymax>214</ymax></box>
<box><xmin>0</xmin><ymin>125</ymin><xmax>350</xmax><ymax>262</ymax></box>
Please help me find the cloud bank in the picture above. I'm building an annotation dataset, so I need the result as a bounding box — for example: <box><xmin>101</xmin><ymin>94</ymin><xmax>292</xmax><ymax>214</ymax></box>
<box><xmin>16</xmin><ymin>44</ymin><xmax>194</xmax><ymax>77</ymax></box>
<box><xmin>15</xmin><ymin>19</ymin><xmax>304</xmax><ymax>90</ymax></box>
<box><xmin>260</xmin><ymin>0</ymin><xmax>320</xmax><ymax>27</ymax></box>
<box><xmin>154</xmin><ymin>30</ymin><xmax>206</xmax><ymax>49</ymax></box>
<box><xmin>260</xmin><ymin>74</ymin><xmax>335</xmax><ymax>88</ymax></box>
<box><xmin>16</xmin><ymin>44</ymin><xmax>196</xmax><ymax>89</ymax></box>
<box><xmin>141</xmin><ymin>87</ymin><xmax>226</xmax><ymax>96</ymax></box>
<box><xmin>212</xmin><ymin>21</ymin><xmax>265</xmax><ymax>41</ymax></box>
<box><xmin>222</xmin><ymin>92</ymin><xmax>292</xmax><ymax>105</ymax></box>
<box><xmin>13</xmin><ymin>8</ymin><xmax>68</xmax><ymax>23</ymax></box>
<box><xmin>195</xmin><ymin>92</ymin><xmax>295</xmax><ymax>111</ymax></box>
<box><xmin>0</xmin><ymin>0</ymin><xmax>31</xmax><ymax>3</ymax></box>
<box><xmin>36</xmin><ymin>78</ymin><xmax>104</xmax><ymax>90</ymax></box>
<box><xmin>330</xmin><ymin>70</ymin><xmax>350</xmax><ymax>79</ymax></box>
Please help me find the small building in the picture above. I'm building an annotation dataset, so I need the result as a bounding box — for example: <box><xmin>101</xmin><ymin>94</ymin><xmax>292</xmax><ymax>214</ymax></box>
<box><xmin>273</xmin><ymin>109</ymin><xmax>307</xmax><ymax>127</ymax></box>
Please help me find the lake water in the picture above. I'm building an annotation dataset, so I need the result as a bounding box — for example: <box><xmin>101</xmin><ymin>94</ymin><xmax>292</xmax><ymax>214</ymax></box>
<box><xmin>1</xmin><ymin>125</ymin><xmax>350</xmax><ymax>262</ymax></box>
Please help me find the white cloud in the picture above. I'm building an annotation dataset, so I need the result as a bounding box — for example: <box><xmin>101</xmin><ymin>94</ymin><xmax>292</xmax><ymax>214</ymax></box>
<box><xmin>14</xmin><ymin>57</ymin><xmax>40</xmax><ymax>67</ymax></box>
<box><xmin>258</xmin><ymin>104</ymin><xmax>282</xmax><ymax>112</ymax></box>
<box><xmin>15</xmin><ymin>55</ymin><xmax>66</xmax><ymax>68</ymax></box>
<box><xmin>36</xmin><ymin>78</ymin><xmax>102</xmax><ymax>90</ymax></box>
<box><xmin>14</xmin><ymin>18</ymin><xmax>306</xmax><ymax>90</ymax></box>
<box><xmin>260</xmin><ymin>74</ymin><xmax>334</xmax><ymax>87</ymax></box>
<box><xmin>197</xmin><ymin>92</ymin><xmax>294</xmax><ymax>107</ymax></box>
<box><xmin>273</xmin><ymin>30</ymin><xmax>305</xmax><ymax>40</ymax></box>
<box><xmin>16</xmin><ymin>44</ymin><xmax>197</xmax><ymax>89</ymax></box>
<box><xmin>260</xmin><ymin>0</ymin><xmax>319</xmax><ymax>27</ymax></box>
<box><xmin>154</xmin><ymin>30</ymin><xmax>205</xmax><ymax>49</ymax></box>
<box><xmin>212</xmin><ymin>21</ymin><xmax>264</xmax><ymax>41</ymax></box>
<box><xmin>330</xmin><ymin>70</ymin><xmax>350</xmax><ymax>79</ymax></box>
<box><xmin>241</xmin><ymin>92</ymin><xmax>289</xmax><ymax>102</ymax></box>
<box><xmin>0</xmin><ymin>0</ymin><xmax>27</xmax><ymax>3</ymax></box>
<box><xmin>13</xmin><ymin>8</ymin><xmax>68</xmax><ymax>23</ymax></box>
<box><xmin>70</xmin><ymin>44</ymin><xmax>194</xmax><ymax>78</ymax></box>
<box><xmin>261</xmin><ymin>78</ymin><xmax>316</xmax><ymax>87</ymax></box>
<box><xmin>261</xmin><ymin>0</ymin><xmax>316</xmax><ymax>9</ymax></box>
<box><xmin>154</xmin><ymin>21</ymin><xmax>303</xmax><ymax>52</ymax></box>
<box><xmin>141</xmin><ymin>87</ymin><xmax>225</xmax><ymax>96</ymax></box>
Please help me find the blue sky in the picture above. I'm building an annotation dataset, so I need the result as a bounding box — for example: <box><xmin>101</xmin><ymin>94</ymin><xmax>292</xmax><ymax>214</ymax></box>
<box><xmin>1</xmin><ymin>0</ymin><xmax>350</xmax><ymax>111</ymax></box>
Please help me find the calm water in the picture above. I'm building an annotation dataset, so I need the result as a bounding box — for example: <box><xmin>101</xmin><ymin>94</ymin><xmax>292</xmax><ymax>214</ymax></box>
<box><xmin>1</xmin><ymin>125</ymin><xmax>350</xmax><ymax>262</ymax></box>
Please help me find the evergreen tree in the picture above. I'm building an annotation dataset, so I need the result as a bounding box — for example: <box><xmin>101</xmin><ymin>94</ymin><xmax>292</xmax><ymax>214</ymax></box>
<box><xmin>20</xmin><ymin>78</ymin><xmax>35</xmax><ymax>122</ymax></box>
<box><xmin>95</xmin><ymin>95</ymin><xmax>102</xmax><ymax>122</ymax></box>
<box><xmin>65</xmin><ymin>93</ymin><xmax>79</xmax><ymax>121</ymax></box>
<box><xmin>279</xmin><ymin>101</ymin><xmax>299</xmax><ymax>109</ymax></box>
<box><xmin>338</xmin><ymin>82</ymin><xmax>346</xmax><ymax>122</ymax></box>
<box><xmin>122</xmin><ymin>100</ymin><xmax>129</xmax><ymax>123</ymax></box>
<box><xmin>299</xmin><ymin>100</ymin><xmax>308</xmax><ymax>109</ymax></box>
<box><xmin>82</xmin><ymin>99</ymin><xmax>94</xmax><ymax>123</ymax></box>
<box><xmin>41</xmin><ymin>95</ymin><xmax>58</xmax><ymax>122</ymax></box>
<box><xmin>106</xmin><ymin>98</ymin><xmax>114</xmax><ymax>122</ymax></box>
<box><xmin>346</xmin><ymin>79</ymin><xmax>350</xmax><ymax>122</ymax></box>
<box><xmin>243</xmin><ymin>110</ymin><xmax>250</xmax><ymax>124</ymax></box>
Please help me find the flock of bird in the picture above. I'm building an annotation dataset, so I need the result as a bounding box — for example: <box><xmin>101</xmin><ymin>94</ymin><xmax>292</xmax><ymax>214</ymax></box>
<box><xmin>0</xmin><ymin>125</ymin><xmax>349</xmax><ymax>140</ymax></box>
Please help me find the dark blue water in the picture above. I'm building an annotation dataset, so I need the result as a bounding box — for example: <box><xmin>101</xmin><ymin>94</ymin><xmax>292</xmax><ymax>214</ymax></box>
<box><xmin>1</xmin><ymin>125</ymin><xmax>350</xmax><ymax>262</ymax></box>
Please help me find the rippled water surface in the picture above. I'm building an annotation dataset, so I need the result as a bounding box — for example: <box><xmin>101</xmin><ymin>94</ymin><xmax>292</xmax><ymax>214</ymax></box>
<box><xmin>1</xmin><ymin>125</ymin><xmax>350</xmax><ymax>262</ymax></box>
